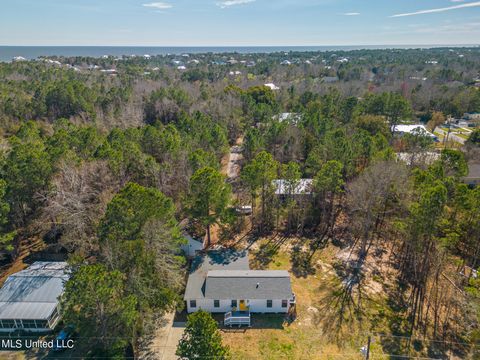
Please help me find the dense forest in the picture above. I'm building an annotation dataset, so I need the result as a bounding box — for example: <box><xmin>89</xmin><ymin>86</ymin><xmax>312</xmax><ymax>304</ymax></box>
<box><xmin>0</xmin><ymin>47</ymin><xmax>480</xmax><ymax>358</ymax></box>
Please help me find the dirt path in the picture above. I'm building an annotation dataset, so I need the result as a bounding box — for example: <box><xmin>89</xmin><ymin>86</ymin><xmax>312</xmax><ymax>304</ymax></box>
<box><xmin>208</xmin><ymin>137</ymin><xmax>245</xmax><ymax>247</ymax></box>
<box><xmin>225</xmin><ymin>137</ymin><xmax>244</xmax><ymax>181</ymax></box>
<box><xmin>0</xmin><ymin>237</ymin><xmax>46</xmax><ymax>286</ymax></box>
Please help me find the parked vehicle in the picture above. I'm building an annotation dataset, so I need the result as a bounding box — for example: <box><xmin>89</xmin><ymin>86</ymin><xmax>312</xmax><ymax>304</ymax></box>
<box><xmin>235</xmin><ymin>205</ymin><xmax>252</xmax><ymax>215</ymax></box>
<box><xmin>52</xmin><ymin>325</ymin><xmax>75</xmax><ymax>352</ymax></box>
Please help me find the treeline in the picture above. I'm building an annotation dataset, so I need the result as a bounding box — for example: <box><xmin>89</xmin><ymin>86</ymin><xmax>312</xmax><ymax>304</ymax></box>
<box><xmin>0</xmin><ymin>63</ymin><xmax>132</xmax><ymax>126</ymax></box>
<box><xmin>0</xmin><ymin>109</ymin><xmax>230</xmax><ymax>355</ymax></box>
<box><xmin>1</xmin><ymin>47</ymin><xmax>480</xmax><ymax>131</ymax></box>
<box><xmin>0</xmin><ymin>49</ymin><xmax>479</xmax><ymax>357</ymax></box>
<box><xmin>235</xmin><ymin>87</ymin><xmax>480</xmax><ymax>355</ymax></box>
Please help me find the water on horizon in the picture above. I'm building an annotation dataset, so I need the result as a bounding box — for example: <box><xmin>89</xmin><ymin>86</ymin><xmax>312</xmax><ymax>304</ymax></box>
<box><xmin>1</xmin><ymin>45</ymin><xmax>478</xmax><ymax>62</ymax></box>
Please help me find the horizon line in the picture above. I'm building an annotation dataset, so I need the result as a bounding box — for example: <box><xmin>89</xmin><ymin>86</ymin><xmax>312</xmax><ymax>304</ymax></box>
<box><xmin>1</xmin><ymin>43</ymin><xmax>479</xmax><ymax>47</ymax></box>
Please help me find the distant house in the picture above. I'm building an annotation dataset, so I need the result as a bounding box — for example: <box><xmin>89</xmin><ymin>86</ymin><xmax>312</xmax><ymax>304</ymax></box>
<box><xmin>184</xmin><ymin>250</ymin><xmax>295</xmax><ymax>326</ymax></box>
<box><xmin>0</xmin><ymin>262</ymin><xmax>69</xmax><ymax>332</ymax></box>
<box><xmin>396</xmin><ymin>152</ymin><xmax>440</xmax><ymax>167</ymax></box>
<box><xmin>100</xmin><ymin>69</ymin><xmax>117</xmax><ymax>75</ymax></box>
<box><xmin>181</xmin><ymin>234</ymin><xmax>204</xmax><ymax>258</ymax></box>
<box><xmin>272</xmin><ymin>113</ymin><xmax>301</xmax><ymax>125</ymax></box>
<box><xmin>464</xmin><ymin>113</ymin><xmax>480</xmax><ymax>121</ymax></box>
<box><xmin>44</xmin><ymin>59</ymin><xmax>62</xmax><ymax>66</ymax></box>
<box><xmin>463</xmin><ymin>162</ymin><xmax>480</xmax><ymax>187</ymax></box>
<box><xmin>12</xmin><ymin>56</ymin><xmax>26</xmax><ymax>62</ymax></box>
<box><xmin>280</xmin><ymin>60</ymin><xmax>292</xmax><ymax>65</ymax></box>
<box><xmin>392</xmin><ymin>125</ymin><xmax>438</xmax><ymax>141</ymax></box>
<box><xmin>273</xmin><ymin>179</ymin><xmax>313</xmax><ymax>198</ymax></box>
<box><xmin>264</xmin><ymin>83</ymin><xmax>280</xmax><ymax>91</ymax></box>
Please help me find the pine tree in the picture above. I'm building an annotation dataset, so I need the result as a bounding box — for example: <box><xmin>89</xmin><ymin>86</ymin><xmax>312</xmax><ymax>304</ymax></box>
<box><xmin>177</xmin><ymin>310</ymin><xmax>230</xmax><ymax>360</ymax></box>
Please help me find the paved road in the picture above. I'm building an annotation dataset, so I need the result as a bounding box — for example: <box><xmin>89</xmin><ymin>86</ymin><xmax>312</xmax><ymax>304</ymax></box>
<box><xmin>435</xmin><ymin>127</ymin><xmax>467</xmax><ymax>144</ymax></box>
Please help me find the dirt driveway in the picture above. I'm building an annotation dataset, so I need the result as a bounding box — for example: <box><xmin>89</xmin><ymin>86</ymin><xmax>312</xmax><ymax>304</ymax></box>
<box><xmin>140</xmin><ymin>312</ymin><xmax>186</xmax><ymax>360</ymax></box>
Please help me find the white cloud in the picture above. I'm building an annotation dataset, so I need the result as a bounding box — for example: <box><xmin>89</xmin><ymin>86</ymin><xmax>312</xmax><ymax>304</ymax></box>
<box><xmin>343</xmin><ymin>12</ymin><xmax>360</xmax><ymax>16</ymax></box>
<box><xmin>217</xmin><ymin>0</ymin><xmax>256</xmax><ymax>9</ymax></box>
<box><xmin>391</xmin><ymin>1</ymin><xmax>480</xmax><ymax>17</ymax></box>
<box><xmin>143</xmin><ymin>2</ymin><xmax>173</xmax><ymax>10</ymax></box>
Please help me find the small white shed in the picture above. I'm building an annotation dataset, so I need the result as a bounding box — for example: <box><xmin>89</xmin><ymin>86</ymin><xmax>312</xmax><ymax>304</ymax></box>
<box><xmin>181</xmin><ymin>235</ymin><xmax>204</xmax><ymax>258</ymax></box>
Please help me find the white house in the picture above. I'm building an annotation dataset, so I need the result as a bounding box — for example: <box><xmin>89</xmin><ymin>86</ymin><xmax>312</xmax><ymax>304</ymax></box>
<box><xmin>0</xmin><ymin>262</ymin><xmax>69</xmax><ymax>332</ymax></box>
<box><xmin>264</xmin><ymin>83</ymin><xmax>280</xmax><ymax>91</ymax></box>
<box><xmin>396</xmin><ymin>152</ymin><xmax>440</xmax><ymax>167</ymax></box>
<box><xmin>273</xmin><ymin>113</ymin><xmax>302</xmax><ymax>125</ymax></box>
<box><xmin>184</xmin><ymin>250</ymin><xmax>295</xmax><ymax>326</ymax></box>
<box><xmin>273</xmin><ymin>179</ymin><xmax>313</xmax><ymax>197</ymax></box>
<box><xmin>392</xmin><ymin>125</ymin><xmax>438</xmax><ymax>141</ymax></box>
<box><xmin>181</xmin><ymin>234</ymin><xmax>204</xmax><ymax>258</ymax></box>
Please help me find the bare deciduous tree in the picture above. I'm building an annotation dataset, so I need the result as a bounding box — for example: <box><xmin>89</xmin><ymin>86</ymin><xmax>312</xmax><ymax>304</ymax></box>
<box><xmin>37</xmin><ymin>160</ymin><xmax>118</xmax><ymax>255</ymax></box>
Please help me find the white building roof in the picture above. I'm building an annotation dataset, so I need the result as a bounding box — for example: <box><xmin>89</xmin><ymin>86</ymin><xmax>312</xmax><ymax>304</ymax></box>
<box><xmin>396</xmin><ymin>152</ymin><xmax>440</xmax><ymax>166</ymax></box>
<box><xmin>273</xmin><ymin>113</ymin><xmax>301</xmax><ymax>124</ymax></box>
<box><xmin>0</xmin><ymin>262</ymin><xmax>69</xmax><ymax>320</ymax></box>
<box><xmin>392</xmin><ymin>125</ymin><xmax>436</xmax><ymax>138</ymax></box>
<box><xmin>264</xmin><ymin>83</ymin><xmax>280</xmax><ymax>90</ymax></box>
<box><xmin>273</xmin><ymin>179</ymin><xmax>313</xmax><ymax>195</ymax></box>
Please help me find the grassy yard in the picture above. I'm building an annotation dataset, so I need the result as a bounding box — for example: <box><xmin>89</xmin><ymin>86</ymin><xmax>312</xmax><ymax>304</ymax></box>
<box><xmin>221</xmin><ymin>239</ymin><xmax>380</xmax><ymax>360</ymax></box>
<box><xmin>220</xmin><ymin>235</ymin><xmax>470</xmax><ymax>360</ymax></box>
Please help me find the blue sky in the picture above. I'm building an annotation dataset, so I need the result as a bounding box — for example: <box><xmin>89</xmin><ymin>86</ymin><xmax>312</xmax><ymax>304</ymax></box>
<box><xmin>1</xmin><ymin>0</ymin><xmax>480</xmax><ymax>46</ymax></box>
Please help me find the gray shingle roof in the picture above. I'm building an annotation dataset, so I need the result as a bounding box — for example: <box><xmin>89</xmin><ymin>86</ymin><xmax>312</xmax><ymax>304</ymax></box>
<box><xmin>205</xmin><ymin>270</ymin><xmax>292</xmax><ymax>300</ymax></box>
<box><xmin>184</xmin><ymin>250</ymin><xmax>249</xmax><ymax>300</ymax></box>
<box><xmin>466</xmin><ymin>163</ymin><xmax>480</xmax><ymax>179</ymax></box>
<box><xmin>184</xmin><ymin>250</ymin><xmax>293</xmax><ymax>300</ymax></box>
<box><xmin>0</xmin><ymin>262</ymin><xmax>69</xmax><ymax>320</ymax></box>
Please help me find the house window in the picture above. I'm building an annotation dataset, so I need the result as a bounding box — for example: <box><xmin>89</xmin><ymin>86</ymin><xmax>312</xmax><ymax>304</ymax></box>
<box><xmin>282</xmin><ymin>300</ymin><xmax>288</xmax><ymax>308</ymax></box>
<box><xmin>214</xmin><ymin>300</ymin><xmax>220</xmax><ymax>308</ymax></box>
<box><xmin>190</xmin><ymin>300</ymin><xmax>197</xmax><ymax>308</ymax></box>
<box><xmin>231</xmin><ymin>300</ymin><xmax>237</xmax><ymax>308</ymax></box>
<box><xmin>267</xmin><ymin>300</ymin><xmax>273</xmax><ymax>308</ymax></box>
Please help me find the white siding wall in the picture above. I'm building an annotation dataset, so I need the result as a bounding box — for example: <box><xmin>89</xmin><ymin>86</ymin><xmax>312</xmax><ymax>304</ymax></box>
<box><xmin>248</xmin><ymin>299</ymin><xmax>288</xmax><ymax>313</ymax></box>
<box><xmin>181</xmin><ymin>237</ymin><xmax>204</xmax><ymax>258</ymax></box>
<box><xmin>186</xmin><ymin>298</ymin><xmax>290</xmax><ymax>314</ymax></box>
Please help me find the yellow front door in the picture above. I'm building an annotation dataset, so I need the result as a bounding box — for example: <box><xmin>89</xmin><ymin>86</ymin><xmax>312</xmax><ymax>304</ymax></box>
<box><xmin>239</xmin><ymin>300</ymin><xmax>247</xmax><ymax>311</ymax></box>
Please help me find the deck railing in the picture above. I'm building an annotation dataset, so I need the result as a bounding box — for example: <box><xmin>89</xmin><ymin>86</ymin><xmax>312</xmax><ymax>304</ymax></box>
<box><xmin>224</xmin><ymin>311</ymin><xmax>251</xmax><ymax>327</ymax></box>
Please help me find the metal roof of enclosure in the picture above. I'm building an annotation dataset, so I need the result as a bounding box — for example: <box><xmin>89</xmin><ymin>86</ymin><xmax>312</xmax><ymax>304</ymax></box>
<box><xmin>0</xmin><ymin>262</ymin><xmax>69</xmax><ymax>320</ymax></box>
